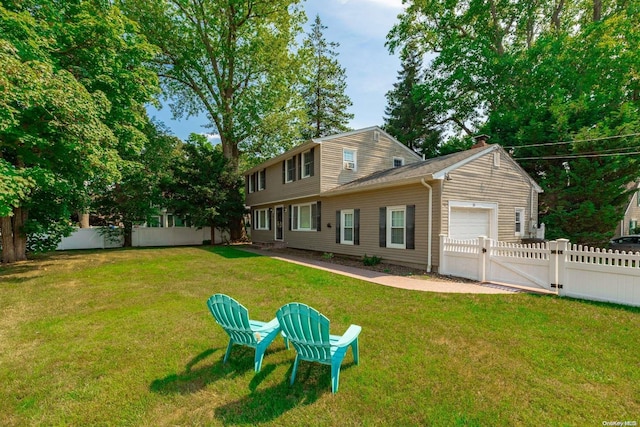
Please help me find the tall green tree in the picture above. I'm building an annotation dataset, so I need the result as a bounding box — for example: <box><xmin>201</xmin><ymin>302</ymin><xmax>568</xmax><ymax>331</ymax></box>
<box><xmin>92</xmin><ymin>121</ymin><xmax>180</xmax><ymax>247</ymax></box>
<box><xmin>388</xmin><ymin>0</ymin><xmax>640</xmax><ymax>245</ymax></box>
<box><xmin>300</xmin><ymin>14</ymin><xmax>353</xmax><ymax>139</ymax></box>
<box><xmin>163</xmin><ymin>134</ymin><xmax>245</xmax><ymax>243</ymax></box>
<box><xmin>119</xmin><ymin>0</ymin><xmax>306</xmax><ymax>168</ymax></box>
<box><xmin>0</xmin><ymin>1</ymin><xmax>159</xmax><ymax>263</ymax></box>
<box><xmin>383</xmin><ymin>48</ymin><xmax>440</xmax><ymax>158</ymax></box>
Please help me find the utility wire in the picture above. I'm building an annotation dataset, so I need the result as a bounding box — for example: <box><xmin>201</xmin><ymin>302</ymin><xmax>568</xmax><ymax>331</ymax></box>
<box><xmin>517</xmin><ymin>151</ymin><xmax>640</xmax><ymax>160</ymax></box>
<box><xmin>504</xmin><ymin>132</ymin><xmax>640</xmax><ymax>149</ymax></box>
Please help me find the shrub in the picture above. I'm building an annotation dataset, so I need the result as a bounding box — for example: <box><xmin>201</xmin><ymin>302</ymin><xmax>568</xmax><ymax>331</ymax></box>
<box><xmin>362</xmin><ymin>254</ymin><xmax>382</xmax><ymax>266</ymax></box>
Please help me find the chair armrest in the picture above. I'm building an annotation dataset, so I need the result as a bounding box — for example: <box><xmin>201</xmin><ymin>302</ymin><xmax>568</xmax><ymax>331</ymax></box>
<box><xmin>253</xmin><ymin>317</ymin><xmax>280</xmax><ymax>333</ymax></box>
<box><xmin>335</xmin><ymin>324</ymin><xmax>361</xmax><ymax>348</ymax></box>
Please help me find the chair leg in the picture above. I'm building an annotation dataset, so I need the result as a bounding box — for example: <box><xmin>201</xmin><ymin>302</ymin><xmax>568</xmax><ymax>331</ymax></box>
<box><xmin>254</xmin><ymin>348</ymin><xmax>265</xmax><ymax>372</ymax></box>
<box><xmin>352</xmin><ymin>338</ymin><xmax>359</xmax><ymax>365</ymax></box>
<box><xmin>290</xmin><ymin>354</ymin><xmax>300</xmax><ymax>386</ymax></box>
<box><xmin>331</xmin><ymin>362</ymin><xmax>341</xmax><ymax>394</ymax></box>
<box><xmin>223</xmin><ymin>340</ymin><xmax>234</xmax><ymax>363</ymax></box>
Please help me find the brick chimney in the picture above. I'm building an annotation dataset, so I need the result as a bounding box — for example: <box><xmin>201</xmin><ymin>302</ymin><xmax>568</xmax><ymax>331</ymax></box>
<box><xmin>471</xmin><ymin>134</ymin><xmax>490</xmax><ymax>149</ymax></box>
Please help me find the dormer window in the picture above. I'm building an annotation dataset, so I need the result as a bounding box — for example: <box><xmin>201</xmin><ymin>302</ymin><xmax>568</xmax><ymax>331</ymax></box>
<box><xmin>343</xmin><ymin>149</ymin><xmax>356</xmax><ymax>171</ymax></box>
<box><xmin>258</xmin><ymin>169</ymin><xmax>266</xmax><ymax>190</ymax></box>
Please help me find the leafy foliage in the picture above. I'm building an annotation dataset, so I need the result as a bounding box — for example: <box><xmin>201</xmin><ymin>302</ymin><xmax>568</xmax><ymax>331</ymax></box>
<box><xmin>0</xmin><ymin>1</ymin><xmax>159</xmax><ymax>261</ymax></box>
<box><xmin>120</xmin><ymin>0</ymin><xmax>307</xmax><ymax>167</ymax></box>
<box><xmin>388</xmin><ymin>0</ymin><xmax>640</xmax><ymax>245</ymax></box>
<box><xmin>163</xmin><ymin>134</ymin><xmax>246</xmax><ymax>234</ymax></box>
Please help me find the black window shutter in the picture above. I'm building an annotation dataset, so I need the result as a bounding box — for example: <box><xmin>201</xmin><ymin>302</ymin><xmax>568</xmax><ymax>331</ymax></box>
<box><xmin>406</xmin><ymin>205</ymin><xmax>415</xmax><ymax>250</ymax></box>
<box><xmin>310</xmin><ymin>147</ymin><xmax>315</xmax><ymax>177</ymax></box>
<box><xmin>316</xmin><ymin>201</ymin><xmax>321</xmax><ymax>231</ymax></box>
<box><xmin>282</xmin><ymin>161</ymin><xmax>286</xmax><ymax>184</ymax></box>
<box><xmin>379</xmin><ymin>207</ymin><xmax>387</xmax><ymax>247</ymax></box>
<box><xmin>293</xmin><ymin>206</ymin><xmax>298</xmax><ymax>230</ymax></box>
<box><xmin>245</xmin><ymin>176</ymin><xmax>249</xmax><ymax>194</ymax></box>
<box><xmin>297</xmin><ymin>154</ymin><xmax>302</xmax><ymax>180</ymax></box>
<box><xmin>311</xmin><ymin>203</ymin><xmax>317</xmax><ymax>230</ymax></box>
<box><xmin>251</xmin><ymin>209</ymin><xmax>255</xmax><ymax>230</ymax></box>
<box><xmin>336</xmin><ymin>210</ymin><xmax>341</xmax><ymax>243</ymax></box>
<box><xmin>268</xmin><ymin>208</ymin><xmax>272</xmax><ymax>231</ymax></box>
<box><xmin>354</xmin><ymin>209</ymin><xmax>360</xmax><ymax>245</ymax></box>
<box><xmin>288</xmin><ymin>205</ymin><xmax>292</xmax><ymax>230</ymax></box>
<box><xmin>262</xmin><ymin>169</ymin><xmax>266</xmax><ymax>190</ymax></box>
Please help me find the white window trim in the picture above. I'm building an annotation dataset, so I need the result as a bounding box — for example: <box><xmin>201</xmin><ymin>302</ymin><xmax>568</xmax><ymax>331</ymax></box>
<box><xmin>285</xmin><ymin>158</ymin><xmax>295</xmax><ymax>183</ymax></box>
<box><xmin>302</xmin><ymin>150</ymin><xmax>312</xmax><ymax>179</ymax></box>
<box><xmin>293</xmin><ymin>203</ymin><xmax>316</xmax><ymax>231</ymax></box>
<box><xmin>515</xmin><ymin>207</ymin><xmax>525</xmax><ymax>236</ymax></box>
<box><xmin>258</xmin><ymin>169</ymin><xmax>266</xmax><ymax>191</ymax></box>
<box><xmin>343</xmin><ymin>148</ymin><xmax>357</xmax><ymax>171</ymax></box>
<box><xmin>387</xmin><ymin>205</ymin><xmax>406</xmax><ymax>249</ymax></box>
<box><xmin>255</xmin><ymin>208</ymin><xmax>270</xmax><ymax>230</ymax></box>
<box><xmin>393</xmin><ymin>157</ymin><xmax>405</xmax><ymax>168</ymax></box>
<box><xmin>341</xmin><ymin>209</ymin><xmax>354</xmax><ymax>245</ymax></box>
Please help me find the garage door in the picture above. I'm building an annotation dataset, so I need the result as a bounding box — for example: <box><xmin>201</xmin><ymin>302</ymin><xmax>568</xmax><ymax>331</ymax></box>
<box><xmin>450</xmin><ymin>207</ymin><xmax>490</xmax><ymax>240</ymax></box>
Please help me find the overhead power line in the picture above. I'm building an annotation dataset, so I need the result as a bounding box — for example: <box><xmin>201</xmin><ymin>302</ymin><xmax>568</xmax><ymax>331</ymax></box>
<box><xmin>504</xmin><ymin>132</ymin><xmax>640</xmax><ymax>149</ymax></box>
<box><xmin>516</xmin><ymin>150</ymin><xmax>640</xmax><ymax>161</ymax></box>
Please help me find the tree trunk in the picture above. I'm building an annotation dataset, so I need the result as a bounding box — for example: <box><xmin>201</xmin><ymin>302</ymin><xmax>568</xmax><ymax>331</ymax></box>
<box><xmin>13</xmin><ymin>207</ymin><xmax>27</xmax><ymax>261</ymax></box>
<box><xmin>1</xmin><ymin>215</ymin><xmax>16</xmax><ymax>264</ymax></box>
<box><xmin>123</xmin><ymin>221</ymin><xmax>133</xmax><ymax>247</ymax></box>
<box><xmin>229</xmin><ymin>218</ymin><xmax>243</xmax><ymax>241</ymax></box>
<box><xmin>210</xmin><ymin>223</ymin><xmax>215</xmax><ymax>245</ymax></box>
<box><xmin>79</xmin><ymin>212</ymin><xmax>90</xmax><ymax>228</ymax></box>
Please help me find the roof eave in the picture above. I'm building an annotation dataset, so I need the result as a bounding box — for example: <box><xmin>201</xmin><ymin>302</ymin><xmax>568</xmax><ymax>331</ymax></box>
<box><xmin>321</xmin><ymin>174</ymin><xmax>438</xmax><ymax>197</ymax></box>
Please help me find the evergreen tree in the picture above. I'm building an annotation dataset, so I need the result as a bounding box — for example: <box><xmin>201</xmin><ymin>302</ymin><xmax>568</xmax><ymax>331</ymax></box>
<box><xmin>383</xmin><ymin>49</ymin><xmax>440</xmax><ymax>158</ymax></box>
<box><xmin>300</xmin><ymin>15</ymin><xmax>353</xmax><ymax>139</ymax></box>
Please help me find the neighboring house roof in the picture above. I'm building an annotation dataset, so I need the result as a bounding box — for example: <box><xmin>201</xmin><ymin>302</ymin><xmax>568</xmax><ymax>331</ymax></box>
<box><xmin>243</xmin><ymin>126</ymin><xmax>421</xmax><ymax>176</ymax></box>
<box><xmin>322</xmin><ymin>144</ymin><xmax>543</xmax><ymax>196</ymax></box>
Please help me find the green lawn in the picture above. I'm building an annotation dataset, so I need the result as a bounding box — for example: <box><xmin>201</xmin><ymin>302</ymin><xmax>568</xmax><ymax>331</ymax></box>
<box><xmin>0</xmin><ymin>246</ymin><xmax>638</xmax><ymax>426</ymax></box>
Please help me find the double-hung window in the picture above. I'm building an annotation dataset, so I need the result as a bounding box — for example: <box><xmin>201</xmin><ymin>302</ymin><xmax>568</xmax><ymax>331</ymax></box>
<box><xmin>258</xmin><ymin>169</ymin><xmax>266</xmax><ymax>191</ymax></box>
<box><xmin>341</xmin><ymin>209</ymin><xmax>354</xmax><ymax>245</ymax></box>
<box><xmin>255</xmin><ymin>209</ymin><xmax>270</xmax><ymax>230</ymax></box>
<box><xmin>248</xmin><ymin>175</ymin><xmax>254</xmax><ymax>193</ymax></box>
<box><xmin>286</xmin><ymin>158</ymin><xmax>295</xmax><ymax>182</ymax></box>
<box><xmin>515</xmin><ymin>208</ymin><xmax>525</xmax><ymax>236</ymax></box>
<box><xmin>343</xmin><ymin>149</ymin><xmax>356</xmax><ymax>171</ymax></box>
<box><xmin>302</xmin><ymin>150</ymin><xmax>314</xmax><ymax>178</ymax></box>
<box><xmin>387</xmin><ymin>206</ymin><xmax>406</xmax><ymax>249</ymax></box>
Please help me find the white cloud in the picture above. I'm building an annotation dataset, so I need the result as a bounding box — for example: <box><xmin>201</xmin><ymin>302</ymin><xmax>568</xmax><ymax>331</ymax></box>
<box><xmin>201</xmin><ymin>133</ymin><xmax>221</xmax><ymax>144</ymax></box>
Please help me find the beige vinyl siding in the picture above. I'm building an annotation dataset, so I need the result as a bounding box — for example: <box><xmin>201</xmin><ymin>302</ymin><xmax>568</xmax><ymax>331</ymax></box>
<box><xmin>246</xmin><ymin>156</ymin><xmax>320</xmax><ymax>207</ymax></box>
<box><xmin>320</xmin><ymin>129</ymin><xmax>421</xmax><ymax>193</ymax></box>
<box><xmin>619</xmin><ymin>191</ymin><xmax>640</xmax><ymax>236</ymax></box>
<box><xmin>280</xmin><ymin>185</ymin><xmax>438</xmax><ymax>270</ymax></box>
<box><xmin>440</xmin><ymin>150</ymin><xmax>538</xmax><ymax>242</ymax></box>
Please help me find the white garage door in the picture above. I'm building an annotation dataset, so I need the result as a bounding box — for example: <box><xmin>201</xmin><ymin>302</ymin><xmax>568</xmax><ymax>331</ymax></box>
<box><xmin>450</xmin><ymin>207</ymin><xmax>491</xmax><ymax>240</ymax></box>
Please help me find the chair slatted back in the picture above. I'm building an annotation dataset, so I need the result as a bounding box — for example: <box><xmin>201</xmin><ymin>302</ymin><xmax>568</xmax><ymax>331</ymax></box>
<box><xmin>207</xmin><ymin>294</ymin><xmax>257</xmax><ymax>346</ymax></box>
<box><xmin>277</xmin><ymin>303</ymin><xmax>332</xmax><ymax>362</ymax></box>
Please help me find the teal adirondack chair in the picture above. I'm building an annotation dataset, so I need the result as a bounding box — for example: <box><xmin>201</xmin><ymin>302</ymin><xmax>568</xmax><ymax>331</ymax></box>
<box><xmin>206</xmin><ymin>294</ymin><xmax>281</xmax><ymax>372</ymax></box>
<box><xmin>276</xmin><ymin>302</ymin><xmax>361</xmax><ymax>394</ymax></box>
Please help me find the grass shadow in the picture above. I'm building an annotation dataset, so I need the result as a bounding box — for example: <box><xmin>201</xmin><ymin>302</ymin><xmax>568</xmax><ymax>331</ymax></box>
<box><xmin>150</xmin><ymin>347</ymin><xmax>253</xmax><ymax>395</ymax></box>
<box><xmin>199</xmin><ymin>245</ymin><xmax>263</xmax><ymax>259</ymax></box>
<box><xmin>215</xmin><ymin>361</ymin><xmax>359</xmax><ymax>425</ymax></box>
<box><xmin>150</xmin><ymin>344</ymin><xmax>291</xmax><ymax>395</ymax></box>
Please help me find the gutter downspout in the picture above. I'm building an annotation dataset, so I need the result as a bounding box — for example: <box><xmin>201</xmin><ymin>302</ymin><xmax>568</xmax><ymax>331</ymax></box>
<box><xmin>420</xmin><ymin>178</ymin><xmax>433</xmax><ymax>273</ymax></box>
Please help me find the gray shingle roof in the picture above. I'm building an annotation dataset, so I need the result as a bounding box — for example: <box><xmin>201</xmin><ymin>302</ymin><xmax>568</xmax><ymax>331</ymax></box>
<box><xmin>322</xmin><ymin>145</ymin><xmax>495</xmax><ymax>195</ymax></box>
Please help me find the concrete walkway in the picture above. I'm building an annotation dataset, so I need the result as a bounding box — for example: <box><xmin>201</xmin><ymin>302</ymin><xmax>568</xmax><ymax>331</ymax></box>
<box><xmin>239</xmin><ymin>247</ymin><xmax>525</xmax><ymax>294</ymax></box>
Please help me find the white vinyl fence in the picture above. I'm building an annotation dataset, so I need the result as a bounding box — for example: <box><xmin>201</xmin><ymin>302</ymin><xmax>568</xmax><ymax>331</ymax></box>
<box><xmin>440</xmin><ymin>235</ymin><xmax>640</xmax><ymax>307</ymax></box>
<box><xmin>57</xmin><ymin>227</ymin><xmax>229</xmax><ymax>250</ymax></box>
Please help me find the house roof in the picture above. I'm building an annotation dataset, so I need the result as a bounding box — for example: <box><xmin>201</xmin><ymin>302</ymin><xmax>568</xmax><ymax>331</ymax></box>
<box><xmin>243</xmin><ymin>126</ymin><xmax>421</xmax><ymax>176</ymax></box>
<box><xmin>322</xmin><ymin>144</ymin><xmax>543</xmax><ymax>196</ymax></box>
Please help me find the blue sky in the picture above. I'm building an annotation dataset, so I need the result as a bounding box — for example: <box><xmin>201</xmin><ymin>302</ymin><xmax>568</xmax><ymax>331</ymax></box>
<box><xmin>146</xmin><ymin>0</ymin><xmax>405</xmax><ymax>143</ymax></box>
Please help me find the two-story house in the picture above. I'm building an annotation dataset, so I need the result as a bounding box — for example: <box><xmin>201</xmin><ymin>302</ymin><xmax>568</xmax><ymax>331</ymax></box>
<box><xmin>244</xmin><ymin>127</ymin><xmax>542</xmax><ymax>272</ymax></box>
